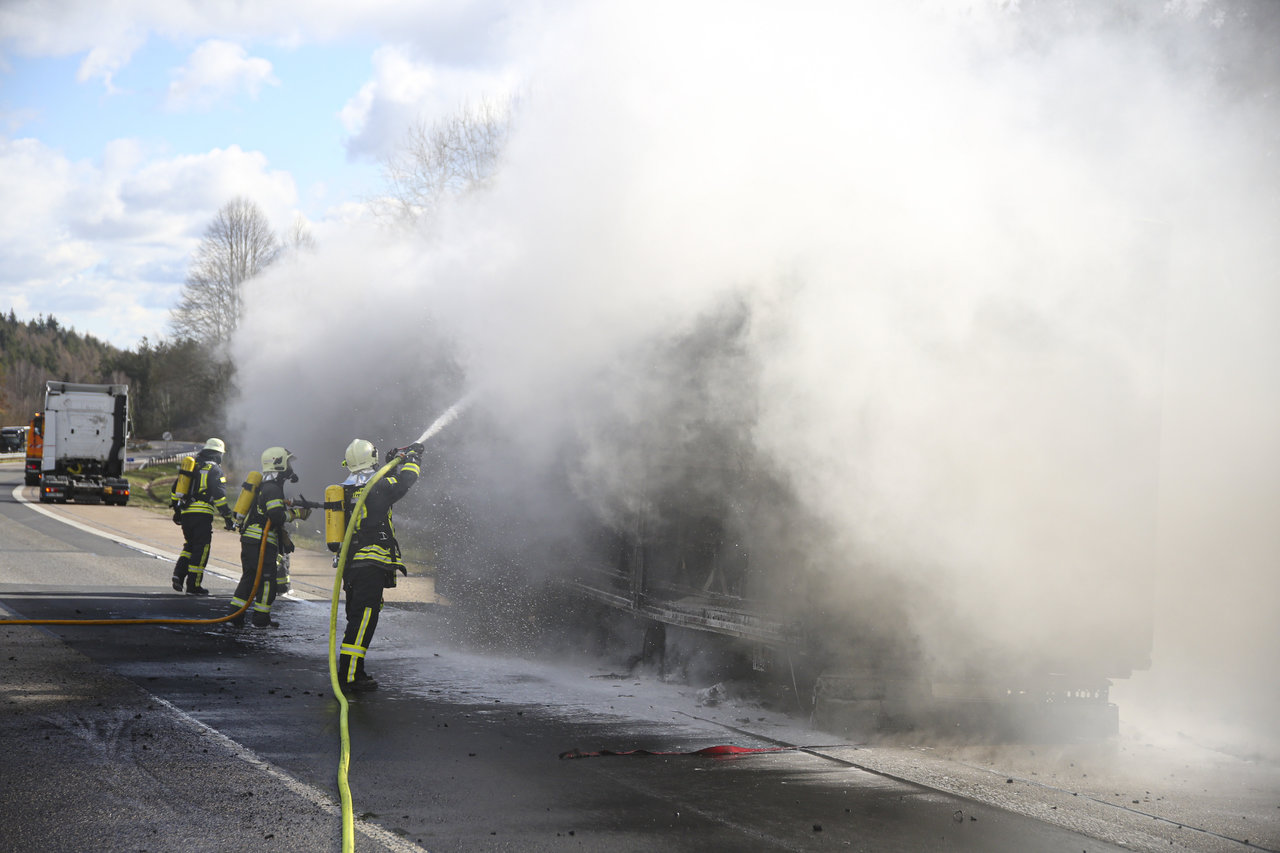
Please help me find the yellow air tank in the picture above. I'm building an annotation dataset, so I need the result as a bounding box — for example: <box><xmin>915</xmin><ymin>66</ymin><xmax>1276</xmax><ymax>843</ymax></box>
<box><xmin>172</xmin><ymin>455</ymin><xmax>197</xmax><ymax>499</ymax></box>
<box><xmin>324</xmin><ymin>484</ymin><xmax>347</xmax><ymax>553</ymax></box>
<box><xmin>233</xmin><ymin>470</ymin><xmax>263</xmax><ymax>517</ymax></box>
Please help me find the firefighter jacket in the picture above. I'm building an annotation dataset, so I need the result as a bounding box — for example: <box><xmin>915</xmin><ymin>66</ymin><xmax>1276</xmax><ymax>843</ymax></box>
<box><xmin>241</xmin><ymin>473</ymin><xmax>290</xmax><ymax>549</ymax></box>
<box><xmin>177</xmin><ymin>450</ymin><xmax>232</xmax><ymax>519</ymax></box>
<box><xmin>343</xmin><ymin>456</ymin><xmax>421</xmax><ymax>572</ymax></box>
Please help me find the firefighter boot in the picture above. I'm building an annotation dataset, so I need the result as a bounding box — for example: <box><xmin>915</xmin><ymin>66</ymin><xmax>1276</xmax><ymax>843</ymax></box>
<box><xmin>338</xmin><ymin>654</ymin><xmax>378</xmax><ymax>693</ymax></box>
<box><xmin>342</xmin><ymin>672</ymin><xmax>378</xmax><ymax>694</ymax></box>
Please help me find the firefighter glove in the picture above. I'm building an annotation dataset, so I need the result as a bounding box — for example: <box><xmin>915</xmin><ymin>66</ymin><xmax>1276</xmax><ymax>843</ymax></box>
<box><xmin>171</xmin><ymin>507</ymin><xmax>182</xmax><ymax>525</ymax></box>
<box><xmin>223</xmin><ymin>513</ymin><xmax>236</xmax><ymax>531</ymax></box>
<box><xmin>280</xmin><ymin>529</ymin><xmax>295</xmax><ymax>554</ymax></box>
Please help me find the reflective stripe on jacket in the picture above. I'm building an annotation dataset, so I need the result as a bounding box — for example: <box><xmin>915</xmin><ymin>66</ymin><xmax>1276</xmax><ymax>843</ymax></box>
<box><xmin>347</xmin><ymin>459</ymin><xmax>420</xmax><ymax>569</ymax></box>
<box><xmin>183</xmin><ymin>453</ymin><xmax>230</xmax><ymax>516</ymax></box>
<box><xmin>241</xmin><ymin>475</ymin><xmax>289</xmax><ymax>547</ymax></box>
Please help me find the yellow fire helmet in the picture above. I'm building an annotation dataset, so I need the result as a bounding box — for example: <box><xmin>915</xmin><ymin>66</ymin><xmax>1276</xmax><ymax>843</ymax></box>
<box><xmin>261</xmin><ymin>446</ymin><xmax>296</xmax><ymax>473</ymax></box>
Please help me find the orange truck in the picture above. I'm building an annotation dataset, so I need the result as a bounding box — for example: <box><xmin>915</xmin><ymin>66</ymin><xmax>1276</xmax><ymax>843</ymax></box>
<box><xmin>23</xmin><ymin>413</ymin><xmax>42</xmax><ymax>485</ymax></box>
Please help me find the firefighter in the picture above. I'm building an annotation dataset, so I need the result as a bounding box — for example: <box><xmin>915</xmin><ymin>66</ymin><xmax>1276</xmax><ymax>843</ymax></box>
<box><xmin>170</xmin><ymin>437</ymin><xmax>235</xmax><ymax>595</ymax></box>
<box><xmin>336</xmin><ymin>438</ymin><xmax>424</xmax><ymax>693</ymax></box>
<box><xmin>229</xmin><ymin>447</ymin><xmax>303</xmax><ymax>628</ymax></box>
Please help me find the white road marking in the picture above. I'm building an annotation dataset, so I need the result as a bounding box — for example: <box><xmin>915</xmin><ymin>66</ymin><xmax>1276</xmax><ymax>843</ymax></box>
<box><xmin>150</xmin><ymin>694</ymin><xmax>431</xmax><ymax>853</ymax></box>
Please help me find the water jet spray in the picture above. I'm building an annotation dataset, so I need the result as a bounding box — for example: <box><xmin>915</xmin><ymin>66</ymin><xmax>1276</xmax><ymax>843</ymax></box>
<box><xmin>414</xmin><ymin>394</ymin><xmax>474</xmax><ymax>446</ymax></box>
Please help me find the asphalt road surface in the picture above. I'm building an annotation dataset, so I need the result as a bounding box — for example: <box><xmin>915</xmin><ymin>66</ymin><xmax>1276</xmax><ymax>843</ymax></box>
<box><xmin>1</xmin><ymin>462</ymin><xmax>1273</xmax><ymax>853</ymax></box>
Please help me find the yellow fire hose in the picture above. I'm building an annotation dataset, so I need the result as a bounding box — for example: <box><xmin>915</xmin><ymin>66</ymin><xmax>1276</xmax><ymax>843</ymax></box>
<box><xmin>326</xmin><ymin>452</ymin><xmax>402</xmax><ymax>853</ymax></box>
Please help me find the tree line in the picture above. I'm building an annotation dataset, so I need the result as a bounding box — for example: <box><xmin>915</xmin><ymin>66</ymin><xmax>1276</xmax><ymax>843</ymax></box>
<box><xmin>0</xmin><ymin>312</ymin><xmax>127</xmax><ymax>426</ymax></box>
<box><xmin>0</xmin><ymin>313</ymin><xmax>230</xmax><ymax>439</ymax></box>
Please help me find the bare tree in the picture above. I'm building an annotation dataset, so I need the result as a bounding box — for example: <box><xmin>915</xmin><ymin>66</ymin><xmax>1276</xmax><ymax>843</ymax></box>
<box><xmin>285</xmin><ymin>214</ymin><xmax>316</xmax><ymax>254</ymax></box>
<box><xmin>377</xmin><ymin>95</ymin><xmax>516</xmax><ymax>225</ymax></box>
<box><xmin>170</xmin><ymin>197</ymin><xmax>281</xmax><ymax>345</ymax></box>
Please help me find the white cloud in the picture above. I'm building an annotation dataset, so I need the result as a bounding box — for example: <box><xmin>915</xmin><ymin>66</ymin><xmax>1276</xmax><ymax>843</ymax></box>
<box><xmin>340</xmin><ymin>43</ymin><xmax>519</xmax><ymax>161</ymax></box>
<box><xmin>76</xmin><ymin>36</ymin><xmax>145</xmax><ymax>92</ymax></box>
<box><xmin>0</xmin><ymin>135</ymin><xmax>302</xmax><ymax>348</ymax></box>
<box><xmin>0</xmin><ymin>0</ymin><xmax>526</xmax><ymax>86</ymax></box>
<box><xmin>165</xmin><ymin>39</ymin><xmax>279</xmax><ymax>112</ymax></box>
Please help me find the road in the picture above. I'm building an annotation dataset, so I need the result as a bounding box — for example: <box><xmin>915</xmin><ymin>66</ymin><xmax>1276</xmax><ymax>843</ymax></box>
<box><xmin>0</xmin><ymin>461</ymin><xmax>1274</xmax><ymax>853</ymax></box>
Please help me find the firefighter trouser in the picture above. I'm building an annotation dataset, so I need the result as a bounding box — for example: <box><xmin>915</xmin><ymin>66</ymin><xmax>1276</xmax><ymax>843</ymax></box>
<box><xmin>173</xmin><ymin>514</ymin><xmax>213</xmax><ymax>589</ymax></box>
<box><xmin>338</xmin><ymin>561</ymin><xmax>387</xmax><ymax>684</ymax></box>
<box><xmin>231</xmin><ymin>539</ymin><xmax>278</xmax><ymax>626</ymax></box>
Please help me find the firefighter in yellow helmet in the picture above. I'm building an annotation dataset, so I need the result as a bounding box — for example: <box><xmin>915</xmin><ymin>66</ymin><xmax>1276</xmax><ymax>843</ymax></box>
<box><xmin>169</xmin><ymin>437</ymin><xmax>234</xmax><ymax>595</ymax></box>
<box><xmin>336</xmin><ymin>438</ymin><xmax>423</xmax><ymax>693</ymax></box>
<box><xmin>228</xmin><ymin>446</ymin><xmax>302</xmax><ymax>628</ymax></box>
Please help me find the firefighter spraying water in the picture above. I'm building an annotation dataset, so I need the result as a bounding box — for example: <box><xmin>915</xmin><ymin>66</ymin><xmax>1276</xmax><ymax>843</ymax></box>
<box><xmin>322</xmin><ymin>398</ymin><xmax>469</xmax><ymax>694</ymax></box>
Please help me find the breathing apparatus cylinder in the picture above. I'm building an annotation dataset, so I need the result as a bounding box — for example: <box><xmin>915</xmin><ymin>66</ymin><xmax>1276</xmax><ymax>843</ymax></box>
<box><xmin>233</xmin><ymin>470</ymin><xmax>263</xmax><ymax>517</ymax></box>
<box><xmin>172</xmin><ymin>456</ymin><xmax>197</xmax><ymax>500</ymax></box>
<box><xmin>324</xmin><ymin>484</ymin><xmax>346</xmax><ymax>553</ymax></box>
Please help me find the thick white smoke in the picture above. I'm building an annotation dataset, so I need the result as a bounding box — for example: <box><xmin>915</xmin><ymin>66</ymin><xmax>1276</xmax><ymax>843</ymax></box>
<box><xmin>231</xmin><ymin>1</ymin><xmax>1280</xmax><ymax>753</ymax></box>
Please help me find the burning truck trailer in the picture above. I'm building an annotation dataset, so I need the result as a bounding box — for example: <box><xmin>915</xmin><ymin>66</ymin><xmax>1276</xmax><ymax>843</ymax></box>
<box><xmin>559</xmin><ymin>465</ymin><xmax>1153</xmax><ymax>741</ymax></box>
<box><xmin>425</xmin><ymin>419</ymin><xmax>1151</xmax><ymax>743</ymax></box>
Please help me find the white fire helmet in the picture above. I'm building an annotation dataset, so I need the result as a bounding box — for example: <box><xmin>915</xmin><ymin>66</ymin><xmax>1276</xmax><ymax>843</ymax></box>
<box><xmin>343</xmin><ymin>439</ymin><xmax>377</xmax><ymax>473</ymax></box>
<box><xmin>204</xmin><ymin>437</ymin><xmax>226</xmax><ymax>454</ymax></box>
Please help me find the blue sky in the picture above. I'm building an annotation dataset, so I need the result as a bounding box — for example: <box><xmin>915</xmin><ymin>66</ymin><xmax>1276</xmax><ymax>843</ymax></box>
<box><xmin>7</xmin><ymin>42</ymin><xmax>382</xmax><ymax>209</ymax></box>
<box><xmin>0</xmin><ymin>0</ymin><xmax>521</xmax><ymax>348</ymax></box>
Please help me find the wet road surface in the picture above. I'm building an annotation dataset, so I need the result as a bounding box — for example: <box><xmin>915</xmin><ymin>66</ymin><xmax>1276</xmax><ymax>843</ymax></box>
<box><xmin>4</xmin><ymin>584</ymin><xmax>1131</xmax><ymax>852</ymax></box>
<box><xmin>2</xmin><ymin>464</ymin><xmax>1272</xmax><ymax>852</ymax></box>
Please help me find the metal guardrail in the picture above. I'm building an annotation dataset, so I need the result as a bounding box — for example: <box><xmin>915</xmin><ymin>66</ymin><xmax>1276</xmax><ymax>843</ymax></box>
<box><xmin>2</xmin><ymin>449</ymin><xmax>194</xmax><ymax>469</ymax></box>
<box><xmin>129</xmin><ymin>450</ymin><xmax>196</xmax><ymax>471</ymax></box>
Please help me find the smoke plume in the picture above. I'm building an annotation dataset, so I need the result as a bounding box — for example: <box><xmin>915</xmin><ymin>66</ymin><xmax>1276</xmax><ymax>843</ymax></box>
<box><xmin>230</xmin><ymin>0</ymin><xmax>1280</xmax><ymax>753</ymax></box>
